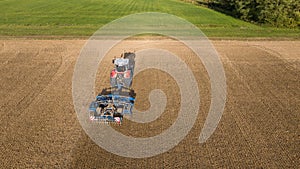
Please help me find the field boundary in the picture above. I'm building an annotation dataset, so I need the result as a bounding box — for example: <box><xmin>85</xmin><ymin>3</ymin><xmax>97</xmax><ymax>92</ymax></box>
<box><xmin>0</xmin><ymin>35</ymin><xmax>299</xmax><ymax>41</ymax></box>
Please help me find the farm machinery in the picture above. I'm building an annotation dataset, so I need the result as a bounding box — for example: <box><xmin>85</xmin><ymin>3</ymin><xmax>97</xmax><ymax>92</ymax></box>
<box><xmin>89</xmin><ymin>52</ymin><xmax>136</xmax><ymax>124</ymax></box>
<box><xmin>110</xmin><ymin>52</ymin><xmax>135</xmax><ymax>89</ymax></box>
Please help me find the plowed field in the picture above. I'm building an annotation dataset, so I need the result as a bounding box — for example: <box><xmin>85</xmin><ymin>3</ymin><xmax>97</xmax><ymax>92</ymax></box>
<box><xmin>0</xmin><ymin>39</ymin><xmax>299</xmax><ymax>168</ymax></box>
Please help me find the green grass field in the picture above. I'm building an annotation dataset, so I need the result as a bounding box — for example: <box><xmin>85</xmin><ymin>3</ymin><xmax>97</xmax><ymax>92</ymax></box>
<box><xmin>0</xmin><ymin>0</ymin><xmax>299</xmax><ymax>38</ymax></box>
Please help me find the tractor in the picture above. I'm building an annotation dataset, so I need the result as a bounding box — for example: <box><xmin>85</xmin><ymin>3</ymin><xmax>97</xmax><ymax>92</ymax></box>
<box><xmin>110</xmin><ymin>52</ymin><xmax>135</xmax><ymax>89</ymax></box>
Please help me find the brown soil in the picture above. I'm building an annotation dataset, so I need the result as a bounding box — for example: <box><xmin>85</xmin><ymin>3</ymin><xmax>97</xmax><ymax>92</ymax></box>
<box><xmin>0</xmin><ymin>39</ymin><xmax>299</xmax><ymax>168</ymax></box>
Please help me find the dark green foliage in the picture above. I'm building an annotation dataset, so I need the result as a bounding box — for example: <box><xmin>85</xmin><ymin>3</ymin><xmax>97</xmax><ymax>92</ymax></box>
<box><xmin>199</xmin><ymin>0</ymin><xmax>300</xmax><ymax>28</ymax></box>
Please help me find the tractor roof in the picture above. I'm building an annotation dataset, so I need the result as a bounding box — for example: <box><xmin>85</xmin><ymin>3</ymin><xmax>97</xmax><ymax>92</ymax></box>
<box><xmin>114</xmin><ymin>58</ymin><xmax>129</xmax><ymax>66</ymax></box>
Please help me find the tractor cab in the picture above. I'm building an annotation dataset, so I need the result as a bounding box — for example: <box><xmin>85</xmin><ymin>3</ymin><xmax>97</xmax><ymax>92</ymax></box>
<box><xmin>113</xmin><ymin>58</ymin><xmax>129</xmax><ymax>73</ymax></box>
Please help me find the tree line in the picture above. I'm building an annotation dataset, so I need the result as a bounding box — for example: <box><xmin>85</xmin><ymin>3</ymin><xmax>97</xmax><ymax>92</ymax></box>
<box><xmin>197</xmin><ymin>0</ymin><xmax>300</xmax><ymax>28</ymax></box>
